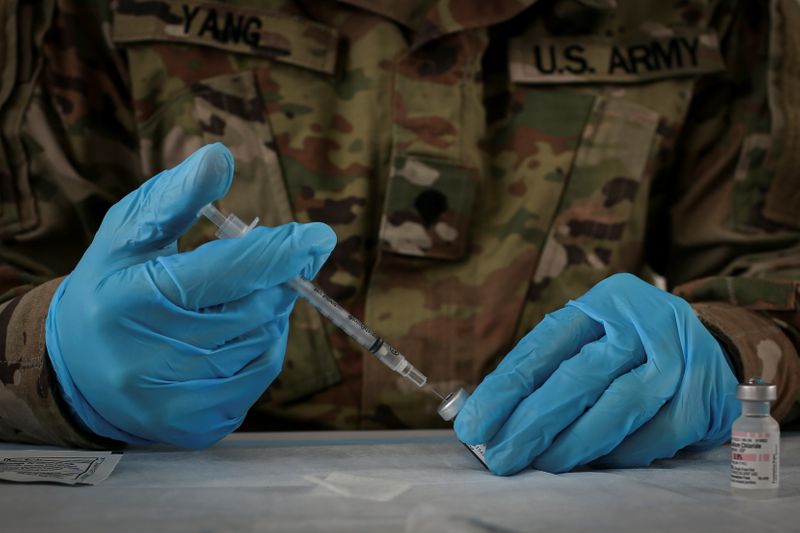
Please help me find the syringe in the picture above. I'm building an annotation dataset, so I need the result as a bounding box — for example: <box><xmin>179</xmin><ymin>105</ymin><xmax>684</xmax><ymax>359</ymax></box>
<box><xmin>198</xmin><ymin>203</ymin><xmax>435</xmax><ymax>392</ymax></box>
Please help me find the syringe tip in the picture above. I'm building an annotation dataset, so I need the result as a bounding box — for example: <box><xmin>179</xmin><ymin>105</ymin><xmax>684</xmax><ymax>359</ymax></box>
<box><xmin>403</xmin><ymin>364</ymin><xmax>428</xmax><ymax>388</ymax></box>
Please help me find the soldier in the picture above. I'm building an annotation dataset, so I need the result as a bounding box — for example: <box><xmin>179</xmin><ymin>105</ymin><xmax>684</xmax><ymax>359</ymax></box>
<box><xmin>1</xmin><ymin>0</ymin><xmax>799</xmax><ymax>475</ymax></box>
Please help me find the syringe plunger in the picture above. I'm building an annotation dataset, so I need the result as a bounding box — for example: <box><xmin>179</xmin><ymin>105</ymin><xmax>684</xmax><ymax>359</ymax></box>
<box><xmin>199</xmin><ymin>204</ymin><xmax>258</xmax><ymax>239</ymax></box>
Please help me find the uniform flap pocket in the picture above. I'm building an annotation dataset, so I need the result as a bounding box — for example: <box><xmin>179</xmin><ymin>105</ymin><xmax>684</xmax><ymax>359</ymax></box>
<box><xmin>532</xmin><ymin>96</ymin><xmax>659</xmax><ymax>288</ymax></box>
<box><xmin>379</xmin><ymin>155</ymin><xmax>476</xmax><ymax>260</ymax></box>
<box><xmin>112</xmin><ymin>0</ymin><xmax>338</xmax><ymax>74</ymax></box>
<box><xmin>510</xmin><ymin>30</ymin><xmax>724</xmax><ymax>84</ymax></box>
<box><xmin>0</xmin><ymin>0</ymin><xmax>53</xmax><ymax>237</ymax></box>
<box><xmin>161</xmin><ymin>70</ymin><xmax>342</xmax><ymax>403</ymax></box>
<box><xmin>0</xmin><ymin>0</ymin><xmax>18</xmax><ymax>111</ymax></box>
<box><xmin>762</xmin><ymin>0</ymin><xmax>800</xmax><ymax>228</ymax></box>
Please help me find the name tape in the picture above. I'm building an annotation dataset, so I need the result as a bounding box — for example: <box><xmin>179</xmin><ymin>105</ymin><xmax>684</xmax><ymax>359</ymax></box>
<box><xmin>112</xmin><ymin>0</ymin><xmax>338</xmax><ymax>74</ymax></box>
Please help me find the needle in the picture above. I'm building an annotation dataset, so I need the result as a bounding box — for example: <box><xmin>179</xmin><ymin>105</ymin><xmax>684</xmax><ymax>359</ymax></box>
<box><xmin>424</xmin><ymin>385</ymin><xmax>445</xmax><ymax>400</ymax></box>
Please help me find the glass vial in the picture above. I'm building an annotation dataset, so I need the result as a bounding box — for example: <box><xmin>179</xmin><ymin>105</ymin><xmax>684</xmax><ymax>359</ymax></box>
<box><xmin>437</xmin><ymin>388</ymin><xmax>489</xmax><ymax>469</ymax></box>
<box><xmin>730</xmin><ymin>377</ymin><xmax>779</xmax><ymax>493</ymax></box>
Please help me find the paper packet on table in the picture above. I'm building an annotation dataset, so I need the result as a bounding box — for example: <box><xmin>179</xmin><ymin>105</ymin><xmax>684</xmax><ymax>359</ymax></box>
<box><xmin>0</xmin><ymin>450</ymin><xmax>122</xmax><ymax>485</ymax></box>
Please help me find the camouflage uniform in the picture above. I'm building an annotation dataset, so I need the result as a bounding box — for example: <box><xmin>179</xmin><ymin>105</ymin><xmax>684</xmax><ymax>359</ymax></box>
<box><xmin>2</xmin><ymin>0</ymin><xmax>800</xmax><ymax>449</ymax></box>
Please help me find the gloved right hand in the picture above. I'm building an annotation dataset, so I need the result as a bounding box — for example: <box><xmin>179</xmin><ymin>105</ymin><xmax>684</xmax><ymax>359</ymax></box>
<box><xmin>454</xmin><ymin>274</ymin><xmax>738</xmax><ymax>475</ymax></box>
<box><xmin>45</xmin><ymin>143</ymin><xmax>336</xmax><ymax>448</ymax></box>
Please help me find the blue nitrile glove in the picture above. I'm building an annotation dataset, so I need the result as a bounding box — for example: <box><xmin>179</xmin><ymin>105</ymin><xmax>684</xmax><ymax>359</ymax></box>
<box><xmin>45</xmin><ymin>143</ymin><xmax>336</xmax><ymax>448</ymax></box>
<box><xmin>454</xmin><ymin>273</ymin><xmax>740</xmax><ymax>475</ymax></box>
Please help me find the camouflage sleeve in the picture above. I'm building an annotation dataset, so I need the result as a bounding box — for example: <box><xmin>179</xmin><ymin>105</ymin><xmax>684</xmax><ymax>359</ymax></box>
<box><xmin>665</xmin><ymin>0</ymin><xmax>800</xmax><ymax>422</ymax></box>
<box><xmin>0</xmin><ymin>0</ymin><xmax>140</xmax><ymax>445</ymax></box>
<box><xmin>0</xmin><ymin>280</ymin><xmax>116</xmax><ymax>448</ymax></box>
<box><xmin>688</xmin><ymin>302</ymin><xmax>800</xmax><ymax>422</ymax></box>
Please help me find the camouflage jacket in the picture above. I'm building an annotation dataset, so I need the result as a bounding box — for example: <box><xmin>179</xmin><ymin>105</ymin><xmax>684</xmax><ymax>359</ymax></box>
<box><xmin>2</xmin><ymin>0</ymin><xmax>800</xmax><ymax>448</ymax></box>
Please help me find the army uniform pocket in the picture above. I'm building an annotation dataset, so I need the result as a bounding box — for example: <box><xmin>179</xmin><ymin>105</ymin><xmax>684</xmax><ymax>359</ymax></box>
<box><xmin>113</xmin><ymin>1</ymin><xmax>343</xmax><ymax>403</ymax></box>
<box><xmin>379</xmin><ymin>155</ymin><xmax>477</xmax><ymax>260</ymax></box>
<box><xmin>514</xmin><ymin>93</ymin><xmax>663</xmax><ymax>336</ymax></box>
<box><xmin>138</xmin><ymin>74</ymin><xmax>344</xmax><ymax>403</ymax></box>
<box><xmin>189</xmin><ymin>71</ymin><xmax>342</xmax><ymax>403</ymax></box>
<box><xmin>531</xmin><ymin>97</ymin><xmax>660</xmax><ymax>292</ymax></box>
<box><xmin>0</xmin><ymin>0</ymin><xmax>54</xmax><ymax>237</ymax></box>
<box><xmin>733</xmin><ymin>0</ymin><xmax>800</xmax><ymax>232</ymax></box>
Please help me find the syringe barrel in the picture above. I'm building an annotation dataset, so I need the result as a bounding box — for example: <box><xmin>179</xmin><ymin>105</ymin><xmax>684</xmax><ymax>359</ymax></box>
<box><xmin>198</xmin><ymin>203</ymin><xmax>429</xmax><ymax>390</ymax></box>
<box><xmin>289</xmin><ymin>277</ymin><xmax>427</xmax><ymax>387</ymax></box>
<box><xmin>288</xmin><ymin>277</ymin><xmax>378</xmax><ymax>349</ymax></box>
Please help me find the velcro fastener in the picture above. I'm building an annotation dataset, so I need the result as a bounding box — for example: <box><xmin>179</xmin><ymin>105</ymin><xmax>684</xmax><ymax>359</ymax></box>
<box><xmin>379</xmin><ymin>155</ymin><xmax>477</xmax><ymax>260</ymax></box>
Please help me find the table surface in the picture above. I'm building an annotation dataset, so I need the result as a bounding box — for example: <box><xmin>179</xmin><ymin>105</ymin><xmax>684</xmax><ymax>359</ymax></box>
<box><xmin>1</xmin><ymin>430</ymin><xmax>798</xmax><ymax>532</ymax></box>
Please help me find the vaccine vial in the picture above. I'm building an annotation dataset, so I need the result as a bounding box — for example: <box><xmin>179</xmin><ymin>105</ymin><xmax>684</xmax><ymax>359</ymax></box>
<box><xmin>437</xmin><ymin>388</ymin><xmax>489</xmax><ymax>469</ymax></box>
<box><xmin>730</xmin><ymin>377</ymin><xmax>779</xmax><ymax>493</ymax></box>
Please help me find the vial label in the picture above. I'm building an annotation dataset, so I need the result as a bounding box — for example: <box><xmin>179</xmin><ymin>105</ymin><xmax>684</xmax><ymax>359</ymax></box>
<box><xmin>462</xmin><ymin>443</ymin><xmax>488</xmax><ymax>469</ymax></box>
<box><xmin>730</xmin><ymin>431</ymin><xmax>779</xmax><ymax>489</ymax></box>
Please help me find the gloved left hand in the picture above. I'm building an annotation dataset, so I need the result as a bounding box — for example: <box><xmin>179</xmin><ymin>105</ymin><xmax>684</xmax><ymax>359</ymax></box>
<box><xmin>454</xmin><ymin>273</ymin><xmax>740</xmax><ymax>475</ymax></box>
